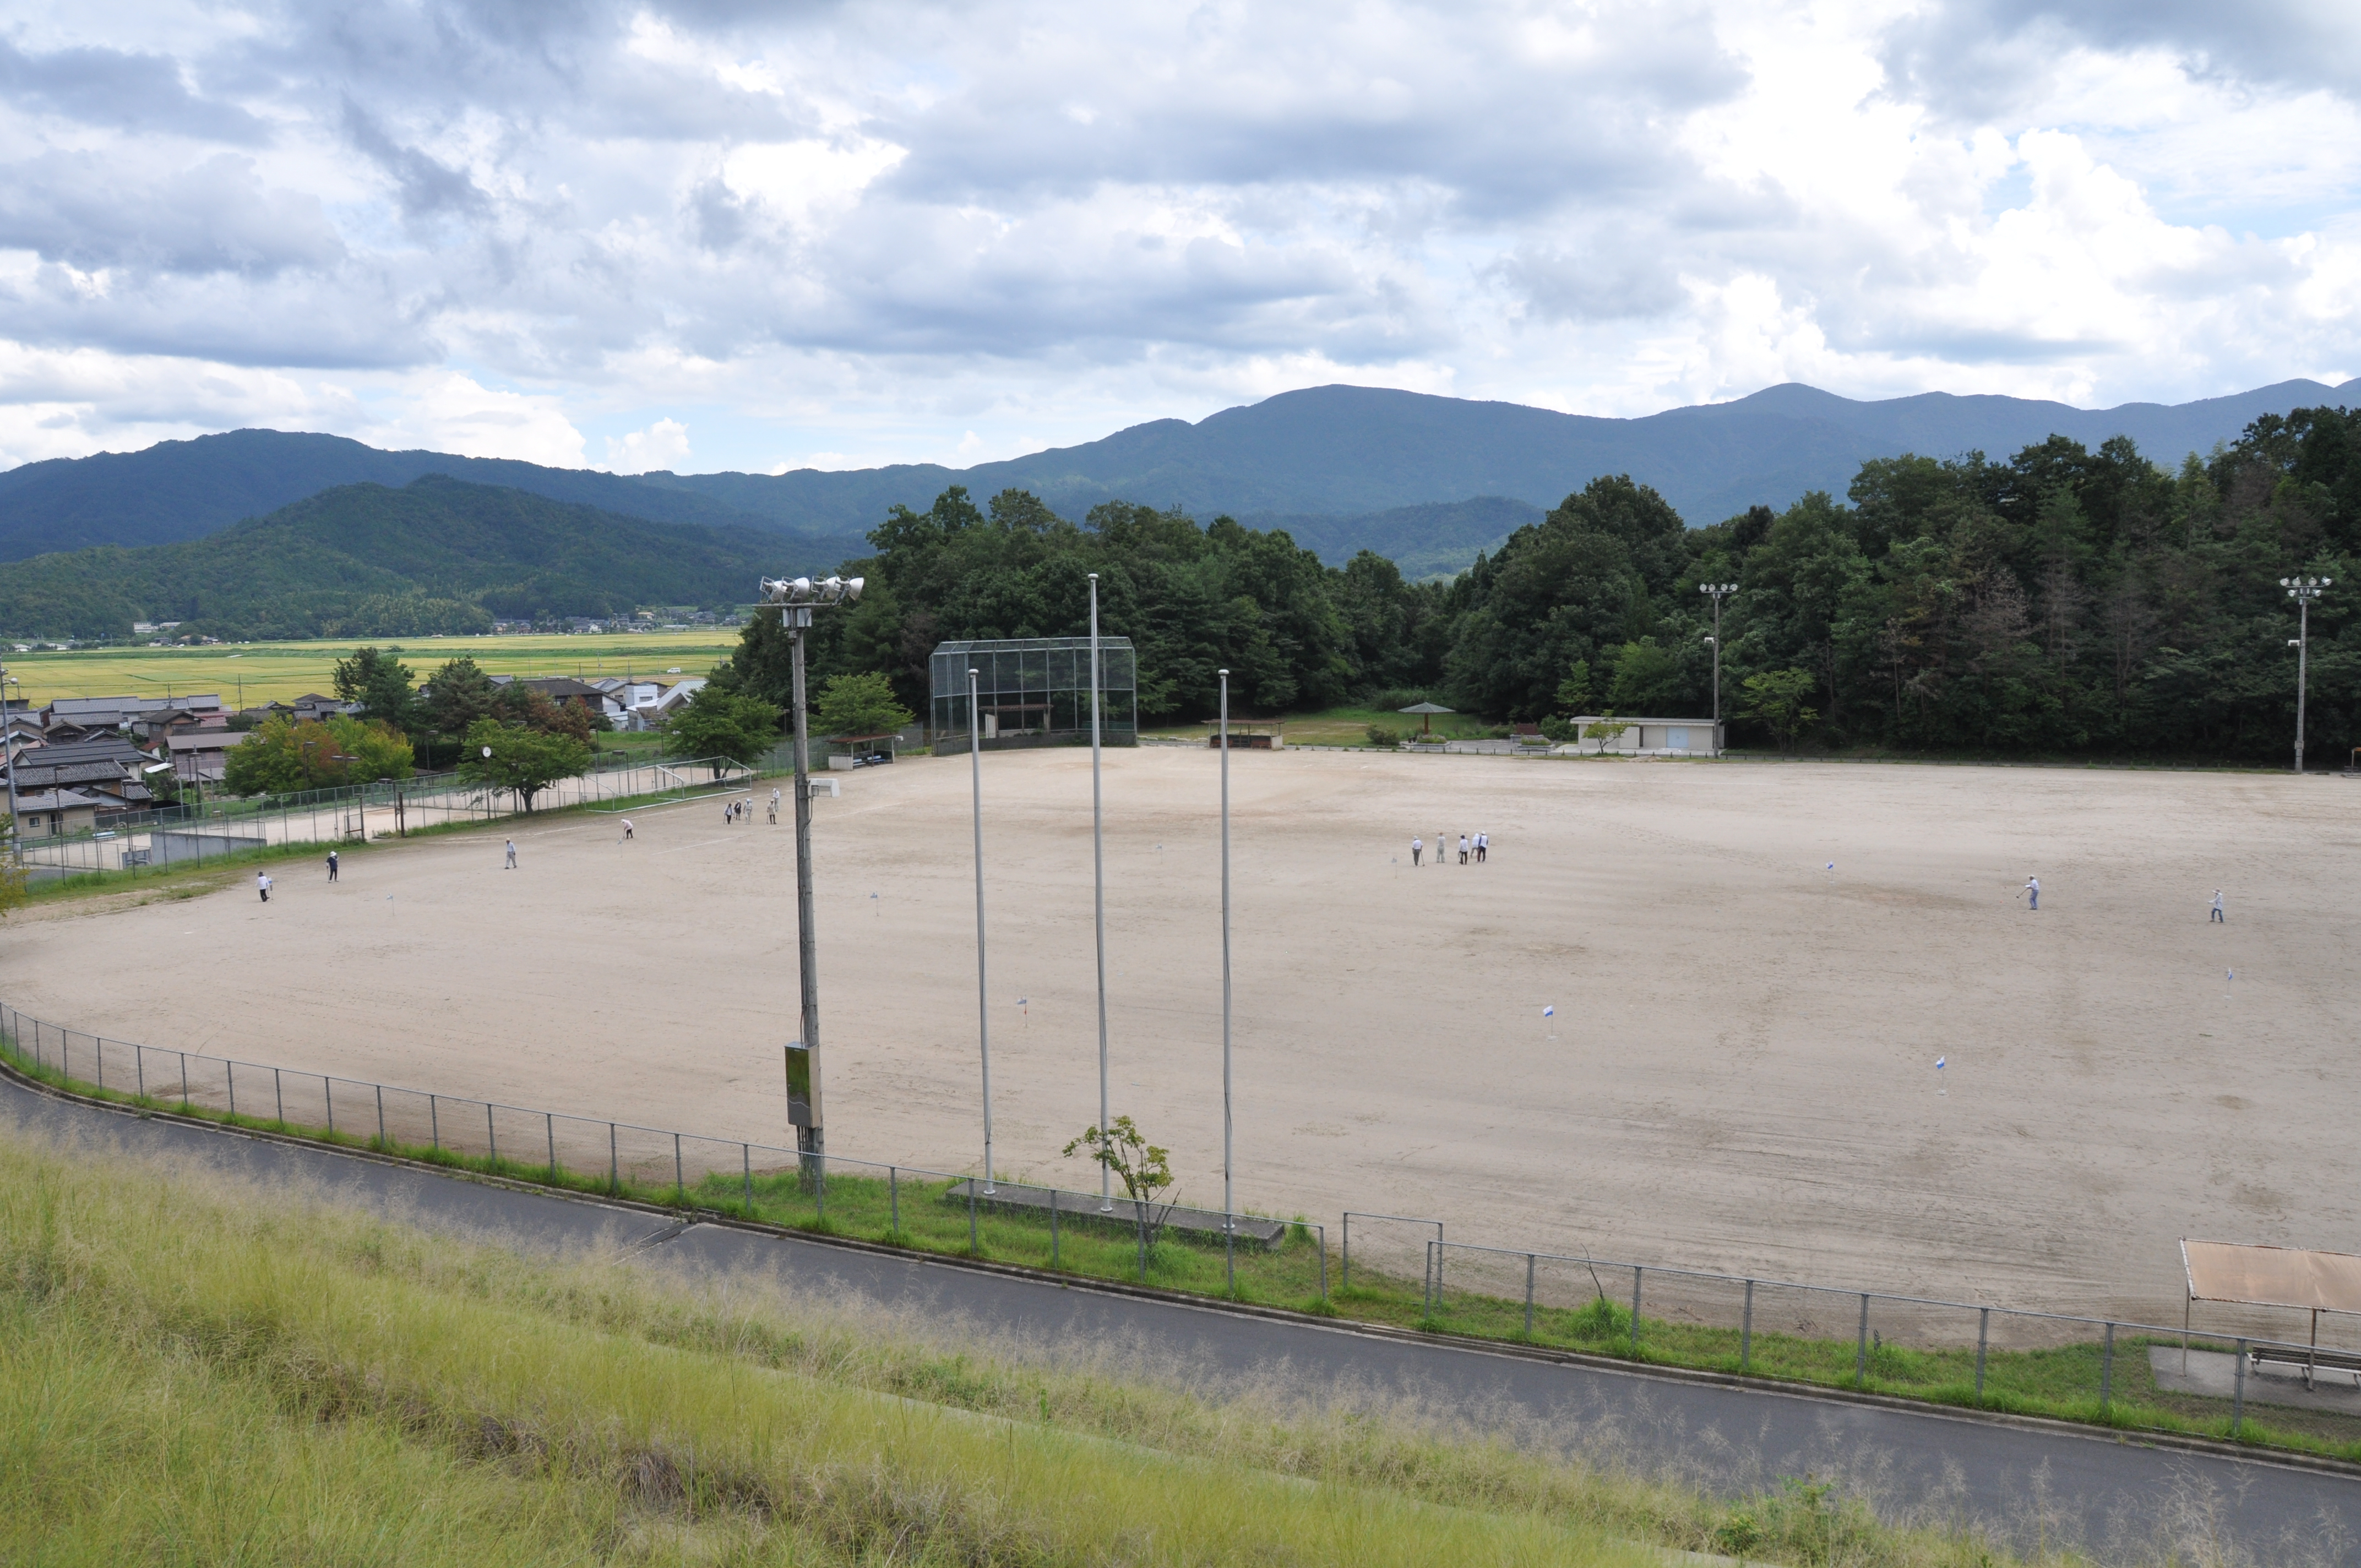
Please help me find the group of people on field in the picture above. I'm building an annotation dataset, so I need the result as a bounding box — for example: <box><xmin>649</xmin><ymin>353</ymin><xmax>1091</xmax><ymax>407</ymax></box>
<box><xmin>721</xmin><ymin>790</ymin><xmax>781</xmax><ymax>827</ymax></box>
<box><xmin>1408</xmin><ymin>830</ymin><xmax>1488</xmax><ymax>868</ymax></box>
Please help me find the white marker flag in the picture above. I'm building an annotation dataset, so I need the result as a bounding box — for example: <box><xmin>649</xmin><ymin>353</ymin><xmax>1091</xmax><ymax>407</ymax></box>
<box><xmin>1543</xmin><ymin>1005</ymin><xmax>1555</xmax><ymax>1018</ymax></box>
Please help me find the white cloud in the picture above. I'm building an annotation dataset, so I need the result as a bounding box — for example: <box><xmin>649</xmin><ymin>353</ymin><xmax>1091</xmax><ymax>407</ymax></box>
<box><xmin>604</xmin><ymin>415</ymin><xmax>689</xmax><ymax>472</ymax></box>
<box><xmin>0</xmin><ymin>0</ymin><xmax>2353</xmax><ymax>475</ymax></box>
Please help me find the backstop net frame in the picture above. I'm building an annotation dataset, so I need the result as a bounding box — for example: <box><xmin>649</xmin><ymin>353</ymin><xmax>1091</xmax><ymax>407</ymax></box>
<box><xmin>929</xmin><ymin>636</ymin><xmax>1138</xmax><ymax>747</ymax></box>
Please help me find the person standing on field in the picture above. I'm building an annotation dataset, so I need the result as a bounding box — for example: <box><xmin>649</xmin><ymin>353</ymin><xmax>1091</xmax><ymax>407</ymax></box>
<box><xmin>2024</xmin><ymin>875</ymin><xmax>2038</xmax><ymax>911</ymax></box>
<box><xmin>504</xmin><ymin>839</ymin><xmax>517</xmax><ymax>869</ymax></box>
<box><xmin>1475</xmin><ymin>831</ymin><xmax>1487</xmax><ymax>863</ymax></box>
<box><xmin>2210</xmin><ymin>889</ymin><xmax>2224</xmax><ymax>923</ymax></box>
<box><xmin>1458</xmin><ymin>834</ymin><xmax>1470</xmax><ymax>864</ymax></box>
<box><xmin>257</xmin><ymin>872</ymin><xmax>271</xmax><ymax>902</ymax></box>
<box><xmin>1411</xmin><ymin>836</ymin><xmax>1422</xmax><ymax>867</ymax></box>
<box><xmin>620</xmin><ymin>819</ymin><xmax>634</xmax><ymax>841</ymax></box>
<box><xmin>326</xmin><ymin>850</ymin><xmax>338</xmax><ymax>883</ymax></box>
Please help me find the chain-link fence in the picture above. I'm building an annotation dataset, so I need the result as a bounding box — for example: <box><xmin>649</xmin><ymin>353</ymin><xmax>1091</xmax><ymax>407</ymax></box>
<box><xmin>10</xmin><ymin>753</ymin><xmax>771</xmax><ymax>882</ymax></box>
<box><xmin>6</xmin><ymin>997</ymin><xmax>2355</xmax><ymax>1457</ymax></box>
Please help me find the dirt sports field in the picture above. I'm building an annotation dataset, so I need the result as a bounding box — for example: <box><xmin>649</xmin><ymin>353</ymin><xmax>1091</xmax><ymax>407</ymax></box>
<box><xmin>6</xmin><ymin>748</ymin><xmax>2356</xmax><ymax>1325</ymax></box>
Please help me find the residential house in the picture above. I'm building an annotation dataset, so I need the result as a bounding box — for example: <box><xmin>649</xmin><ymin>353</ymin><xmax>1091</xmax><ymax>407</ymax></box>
<box><xmin>10</xmin><ymin>735</ymin><xmax>161</xmax><ymax>820</ymax></box>
<box><xmin>12</xmin><ymin>788</ymin><xmax>101</xmax><ymax>837</ymax></box>
<box><xmin>165</xmin><ymin>727</ymin><xmax>253</xmax><ymax>785</ymax></box>
<box><xmin>40</xmin><ymin>694</ymin><xmax>223</xmax><ymax>735</ymax></box>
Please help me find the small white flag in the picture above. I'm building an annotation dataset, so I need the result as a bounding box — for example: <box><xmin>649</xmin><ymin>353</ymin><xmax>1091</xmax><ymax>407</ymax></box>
<box><xmin>1935</xmin><ymin>1057</ymin><xmax>1945</xmax><ymax>1070</ymax></box>
<box><xmin>1543</xmin><ymin>1005</ymin><xmax>1555</xmax><ymax>1018</ymax></box>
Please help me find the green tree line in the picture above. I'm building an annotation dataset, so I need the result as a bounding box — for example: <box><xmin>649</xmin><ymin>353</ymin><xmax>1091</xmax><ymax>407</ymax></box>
<box><xmin>710</xmin><ymin>406</ymin><xmax>2360</xmax><ymax>764</ymax></box>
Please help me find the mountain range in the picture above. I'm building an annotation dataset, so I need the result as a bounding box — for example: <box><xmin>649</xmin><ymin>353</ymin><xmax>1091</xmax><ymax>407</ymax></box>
<box><xmin>1</xmin><ymin>378</ymin><xmax>2352</xmax><ymax>582</ymax></box>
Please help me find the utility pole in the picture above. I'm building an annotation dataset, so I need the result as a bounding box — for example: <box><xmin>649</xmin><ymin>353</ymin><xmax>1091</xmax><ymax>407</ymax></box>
<box><xmin>1089</xmin><ymin>574</ymin><xmax>1112</xmax><ymax>1210</ymax></box>
<box><xmin>1219</xmin><ymin>668</ymin><xmax>1233</xmax><ymax>1262</ymax></box>
<box><xmin>968</xmin><ymin>666</ymin><xmax>994</xmax><ymax>1193</ymax></box>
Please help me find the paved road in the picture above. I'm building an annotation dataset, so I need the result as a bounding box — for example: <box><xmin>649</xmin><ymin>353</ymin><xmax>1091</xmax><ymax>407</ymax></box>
<box><xmin>8</xmin><ymin>1074</ymin><xmax>2354</xmax><ymax>1565</ymax></box>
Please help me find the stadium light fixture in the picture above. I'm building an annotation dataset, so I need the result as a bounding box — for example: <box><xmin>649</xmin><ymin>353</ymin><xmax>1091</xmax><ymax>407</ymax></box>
<box><xmin>967</xmin><ymin>667</ymin><xmax>994</xmax><ymax>1194</ymax></box>
<box><xmin>1698</xmin><ymin>582</ymin><xmax>1738</xmax><ymax>746</ymax></box>
<box><xmin>755</xmin><ymin>567</ymin><xmax>867</xmax><ymax>1169</ymax></box>
<box><xmin>2282</xmin><ymin>576</ymin><xmax>2331</xmax><ymax>773</ymax></box>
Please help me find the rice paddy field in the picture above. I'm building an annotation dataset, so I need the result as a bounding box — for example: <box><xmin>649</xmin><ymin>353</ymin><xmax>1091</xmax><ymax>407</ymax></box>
<box><xmin>0</xmin><ymin>629</ymin><xmax>740</xmax><ymax>710</ymax></box>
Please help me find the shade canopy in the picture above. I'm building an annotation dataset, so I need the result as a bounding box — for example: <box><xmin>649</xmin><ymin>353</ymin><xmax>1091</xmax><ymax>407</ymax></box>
<box><xmin>2183</xmin><ymin>1241</ymin><xmax>2361</xmax><ymax>1316</ymax></box>
<box><xmin>1397</xmin><ymin>702</ymin><xmax>1455</xmax><ymax>714</ymax></box>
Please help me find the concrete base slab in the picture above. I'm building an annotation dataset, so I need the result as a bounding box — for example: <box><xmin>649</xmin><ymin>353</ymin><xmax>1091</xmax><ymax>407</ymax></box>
<box><xmin>2148</xmin><ymin>1345</ymin><xmax>2361</xmax><ymax>1415</ymax></box>
<box><xmin>943</xmin><ymin>1179</ymin><xmax>1288</xmax><ymax>1248</ymax></box>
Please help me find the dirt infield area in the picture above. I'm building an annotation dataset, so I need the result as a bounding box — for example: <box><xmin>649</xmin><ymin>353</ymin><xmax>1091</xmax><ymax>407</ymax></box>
<box><xmin>6</xmin><ymin>748</ymin><xmax>2354</xmax><ymax>1322</ymax></box>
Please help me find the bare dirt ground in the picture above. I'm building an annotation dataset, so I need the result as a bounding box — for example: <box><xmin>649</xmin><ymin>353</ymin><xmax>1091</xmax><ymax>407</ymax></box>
<box><xmin>7</xmin><ymin>747</ymin><xmax>2355</xmax><ymax>1327</ymax></box>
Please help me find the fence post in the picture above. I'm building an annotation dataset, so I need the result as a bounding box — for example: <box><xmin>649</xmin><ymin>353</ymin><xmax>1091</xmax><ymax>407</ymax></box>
<box><xmin>488</xmin><ymin>1103</ymin><xmax>498</xmax><ymax>1164</ymax></box>
<box><xmin>2101</xmin><ymin>1322</ymin><xmax>2115</xmax><ymax>1412</ymax></box>
<box><xmin>429</xmin><ymin>1094</ymin><xmax>439</xmax><ymax>1151</ymax></box>
<box><xmin>1048</xmin><ymin>1187</ymin><xmax>1057</xmax><ymax>1266</ymax></box>
<box><xmin>274</xmin><ymin>1067</ymin><xmax>283</xmax><ymax>1124</ymax></box>
<box><xmin>815</xmin><ymin>1154</ymin><xmax>825</xmax><ymax>1222</ymax></box>
<box><xmin>134</xmin><ymin>1043</ymin><xmax>145</xmax><ymax>1100</ymax></box>
<box><xmin>325</xmin><ymin>1075</ymin><xmax>334</xmax><ymax>1134</ymax></box>
<box><xmin>1976</xmin><ymin>1308</ymin><xmax>1989</xmax><ymax>1399</ymax></box>
<box><xmin>1742</xmin><ymin>1280</ymin><xmax>1755</xmax><ymax>1370</ymax></box>
<box><xmin>548</xmin><ymin>1114</ymin><xmax>557</xmax><ymax>1175</ymax></box>
<box><xmin>1856</xmin><ymin>1295</ymin><xmax>1870</xmax><ymax>1387</ymax></box>
<box><xmin>891</xmin><ymin>1167</ymin><xmax>901</xmax><ymax>1236</ymax></box>
<box><xmin>1631</xmin><ymin>1267</ymin><xmax>1644</xmax><ymax>1355</ymax></box>
<box><xmin>1341</xmin><ymin>1216</ymin><xmax>1351</xmax><ymax>1290</ymax></box>
<box><xmin>179</xmin><ymin>1051</ymin><xmax>189</xmax><ymax>1108</ymax></box>
<box><xmin>1318</xmin><ymin>1224</ymin><xmax>1328</xmax><ymax>1302</ymax></box>
<box><xmin>1524</xmin><ymin>1254</ymin><xmax>1536</xmax><ymax>1337</ymax></box>
<box><xmin>743</xmin><ymin>1143</ymin><xmax>752</xmax><ymax>1211</ymax></box>
<box><xmin>610</xmin><ymin>1124</ymin><xmax>618</xmax><ymax>1192</ymax></box>
<box><xmin>376</xmin><ymin>1085</ymin><xmax>385</xmax><ymax>1148</ymax></box>
<box><xmin>226</xmin><ymin>1060</ymin><xmax>235</xmax><ymax>1119</ymax></box>
<box><xmin>969</xmin><ymin>1180</ymin><xmax>979</xmax><ymax>1251</ymax></box>
<box><xmin>2233</xmin><ymin>1338</ymin><xmax>2248</xmax><ymax>1437</ymax></box>
<box><xmin>673</xmin><ymin>1133</ymin><xmax>683</xmax><ymax>1200</ymax></box>
<box><xmin>1137</xmin><ymin>1204</ymin><xmax>1147</xmax><ymax>1281</ymax></box>
<box><xmin>96</xmin><ymin>1036</ymin><xmax>103</xmax><ymax>1090</ymax></box>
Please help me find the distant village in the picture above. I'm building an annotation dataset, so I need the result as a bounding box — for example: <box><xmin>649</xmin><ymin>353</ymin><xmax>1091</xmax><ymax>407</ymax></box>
<box><xmin>4</xmin><ymin>673</ymin><xmax>707</xmax><ymax>839</ymax></box>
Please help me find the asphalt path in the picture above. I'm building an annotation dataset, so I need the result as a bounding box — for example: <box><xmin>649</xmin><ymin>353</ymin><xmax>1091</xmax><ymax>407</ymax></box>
<box><xmin>8</xmin><ymin>1072</ymin><xmax>2355</xmax><ymax>1566</ymax></box>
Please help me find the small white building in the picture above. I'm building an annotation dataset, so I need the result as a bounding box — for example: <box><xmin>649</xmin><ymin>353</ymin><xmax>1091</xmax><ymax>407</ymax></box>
<box><xmin>1564</xmin><ymin>716</ymin><xmax>1724</xmax><ymax>757</ymax></box>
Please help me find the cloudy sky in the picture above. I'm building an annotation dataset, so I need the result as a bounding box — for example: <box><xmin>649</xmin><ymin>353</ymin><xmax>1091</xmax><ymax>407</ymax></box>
<box><xmin>2</xmin><ymin>0</ymin><xmax>2357</xmax><ymax>476</ymax></box>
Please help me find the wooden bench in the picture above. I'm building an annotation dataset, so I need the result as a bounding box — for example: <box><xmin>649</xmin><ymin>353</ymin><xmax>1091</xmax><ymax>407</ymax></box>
<box><xmin>2250</xmin><ymin>1342</ymin><xmax>2361</xmax><ymax>1390</ymax></box>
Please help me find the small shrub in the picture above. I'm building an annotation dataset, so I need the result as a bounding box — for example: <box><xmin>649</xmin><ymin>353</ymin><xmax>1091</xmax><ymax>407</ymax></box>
<box><xmin>1567</xmin><ymin>1294</ymin><xmax>1633</xmax><ymax>1341</ymax></box>
<box><xmin>1364</xmin><ymin>724</ymin><xmax>1402</xmax><ymax>747</ymax></box>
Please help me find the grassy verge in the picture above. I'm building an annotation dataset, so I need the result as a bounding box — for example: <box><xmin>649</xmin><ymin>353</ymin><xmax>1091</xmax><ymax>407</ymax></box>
<box><xmin>0</xmin><ymin>1126</ymin><xmax>2188</xmax><ymax>1566</ymax></box>
<box><xmin>8</xmin><ymin>1030</ymin><xmax>2355</xmax><ymax>1473</ymax></box>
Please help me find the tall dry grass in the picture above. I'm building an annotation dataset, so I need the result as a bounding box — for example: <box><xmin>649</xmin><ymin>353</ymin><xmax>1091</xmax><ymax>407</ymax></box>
<box><xmin>0</xmin><ymin>1118</ymin><xmax>2319</xmax><ymax>1566</ymax></box>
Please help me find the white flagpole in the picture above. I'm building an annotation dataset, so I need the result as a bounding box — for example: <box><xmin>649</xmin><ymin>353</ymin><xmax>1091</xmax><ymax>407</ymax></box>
<box><xmin>970</xmin><ymin>667</ymin><xmax>993</xmax><ymax>1193</ymax></box>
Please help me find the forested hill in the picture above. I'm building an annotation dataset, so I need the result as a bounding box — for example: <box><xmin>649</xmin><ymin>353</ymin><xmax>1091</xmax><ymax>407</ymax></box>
<box><xmin>0</xmin><ymin>428</ymin><xmax>867</xmax><ymax>563</ymax></box>
<box><xmin>6</xmin><ymin>379</ymin><xmax>2351</xmax><ymax>569</ymax></box>
<box><xmin>725</xmin><ymin>405</ymin><xmax>2361</xmax><ymax>765</ymax></box>
<box><xmin>0</xmin><ymin>475</ymin><xmax>799</xmax><ymax>641</ymax></box>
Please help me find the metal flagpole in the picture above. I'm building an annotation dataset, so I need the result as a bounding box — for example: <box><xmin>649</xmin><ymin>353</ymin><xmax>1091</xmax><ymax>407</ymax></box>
<box><xmin>969</xmin><ymin>667</ymin><xmax>994</xmax><ymax>1193</ymax></box>
<box><xmin>1090</xmin><ymin>574</ymin><xmax>1112</xmax><ymax>1210</ymax></box>
<box><xmin>1220</xmin><ymin>669</ymin><xmax>1233</xmax><ymax>1238</ymax></box>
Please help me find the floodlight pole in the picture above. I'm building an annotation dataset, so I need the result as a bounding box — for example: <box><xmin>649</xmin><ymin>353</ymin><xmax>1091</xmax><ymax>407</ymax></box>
<box><xmin>2283</xmin><ymin>576</ymin><xmax>2330</xmax><ymax>774</ymax></box>
<box><xmin>1090</xmin><ymin>573</ymin><xmax>1112</xmax><ymax>1210</ymax></box>
<box><xmin>969</xmin><ymin>667</ymin><xmax>994</xmax><ymax>1193</ymax></box>
<box><xmin>787</xmin><ymin>605</ymin><xmax>824</xmax><ymax>1163</ymax></box>
<box><xmin>1699</xmin><ymin>582</ymin><xmax>1736</xmax><ymax>749</ymax></box>
<box><xmin>757</xmin><ymin>570</ymin><xmax>866</xmax><ymax>1168</ymax></box>
<box><xmin>1219</xmin><ymin>668</ymin><xmax>1233</xmax><ymax>1234</ymax></box>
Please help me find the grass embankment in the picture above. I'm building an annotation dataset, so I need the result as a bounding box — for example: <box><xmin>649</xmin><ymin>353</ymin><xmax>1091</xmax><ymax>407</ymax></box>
<box><xmin>1144</xmin><ymin>703</ymin><xmax>1500</xmax><ymax>747</ymax></box>
<box><xmin>0</xmin><ymin>1128</ymin><xmax>2168</xmax><ymax>1566</ymax></box>
<box><xmin>21</xmin><ymin>769</ymin><xmax>755</xmax><ymax>906</ymax></box>
<box><xmin>13</xmin><ymin>1014</ymin><xmax>2352</xmax><ymax>1474</ymax></box>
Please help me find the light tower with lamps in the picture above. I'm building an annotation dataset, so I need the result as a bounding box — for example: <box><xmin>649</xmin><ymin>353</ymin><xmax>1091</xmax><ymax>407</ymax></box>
<box><xmin>1698</xmin><ymin>581</ymin><xmax>1738</xmax><ymax>748</ymax></box>
<box><xmin>2282</xmin><ymin>575</ymin><xmax>2331</xmax><ymax>773</ymax></box>
<box><xmin>756</xmin><ymin>572</ymin><xmax>865</xmax><ymax>1168</ymax></box>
